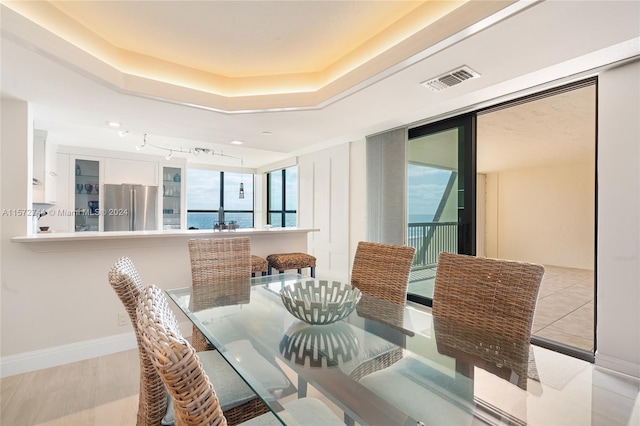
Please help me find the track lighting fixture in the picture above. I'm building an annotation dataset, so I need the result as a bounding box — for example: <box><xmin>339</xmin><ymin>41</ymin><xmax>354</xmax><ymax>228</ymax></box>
<box><xmin>118</xmin><ymin>130</ymin><xmax>243</xmax><ymax>165</ymax></box>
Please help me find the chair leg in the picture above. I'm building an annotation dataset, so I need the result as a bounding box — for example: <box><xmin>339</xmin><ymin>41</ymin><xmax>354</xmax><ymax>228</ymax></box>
<box><xmin>310</xmin><ymin>267</ymin><xmax>316</xmax><ymax>278</ymax></box>
<box><xmin>251</xmin><ymin>272</ymin><xmax>256</xmax><ymax>278</ymax></box>
<box><xmin>261</xmin><ymin>271</ymin><xmax>267</xmax><ymax>276</ymax></box>
<box><xmin>279</xmin><ymin>270</ymin><xmax>284</xmax><ymax>274</ymax></box>
<box><xmin>268</xmin><ymin>265</ymin><xmax>273</xmax><ymax>275</ymax></box>
<box><xmin>297</xmin><ymin>268</ymin><xmax>302</xmax><ymax>274</ymax></box>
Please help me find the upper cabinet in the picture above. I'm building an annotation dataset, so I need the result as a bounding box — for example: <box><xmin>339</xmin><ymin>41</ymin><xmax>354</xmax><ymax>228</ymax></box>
<box><xmin>74</xmin><ymin>157</ymin><xmax>101</xmax><ymax>232</ymax></box>
<box><xmin>104</xmin><ymin>158</ymin><xmax>158</xmax><ymax>186</ymax></box>
<box><xmin>32</xmin><ymin>129</ymin><xmax>57</xmax><ymax>204</ymax></box>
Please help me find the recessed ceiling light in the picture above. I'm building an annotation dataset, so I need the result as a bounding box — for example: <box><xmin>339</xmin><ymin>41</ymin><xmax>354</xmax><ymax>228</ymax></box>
<box><xmin>262</xmin><ymin>132</ymin><xmax>272</xmax><ymax>136</ymax></box>
<box><xmin>106</xmin><ymin>121</ymin><xmax>121</xmax><ymax>128</ymax></box>
<box><xmin>230</xmin><ymin>140</ymin><xmax>244</xmax><ymax>145</ymax></box>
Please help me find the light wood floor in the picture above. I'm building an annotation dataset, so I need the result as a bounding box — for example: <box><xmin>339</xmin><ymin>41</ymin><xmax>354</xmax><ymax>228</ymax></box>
<box><xmin>1</xmin><ymin>350</ymin><xmax>139</xmax><ymax>425</ymax></box>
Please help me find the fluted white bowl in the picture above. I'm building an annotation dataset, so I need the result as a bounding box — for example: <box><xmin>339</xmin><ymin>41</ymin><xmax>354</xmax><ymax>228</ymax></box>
<box><xmin>280</xmin><ymin>280</ymin><xmax>361</xmax><ymax>325</ymax></box>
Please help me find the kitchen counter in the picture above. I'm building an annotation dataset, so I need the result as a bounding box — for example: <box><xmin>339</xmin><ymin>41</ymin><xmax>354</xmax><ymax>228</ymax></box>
<box><xmin>12</xmin><ymin>227</ymin><xmax>318</xmax><ymax>242</ymax></box>
<box><xmin>12</xmin><ymin>227</ymin><xmax>319</xmax><ymax>254</ymax></box>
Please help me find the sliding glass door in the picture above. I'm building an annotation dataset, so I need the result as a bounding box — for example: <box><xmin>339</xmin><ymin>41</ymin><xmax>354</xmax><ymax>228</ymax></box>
<box><xmin>406</xmin><ymin>114</ymin><xmax>476</xmax><ymax>306</ymax></box>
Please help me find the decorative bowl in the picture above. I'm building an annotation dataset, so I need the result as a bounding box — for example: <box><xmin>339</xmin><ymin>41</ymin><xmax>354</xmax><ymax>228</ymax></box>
<box><xmin>279</xmin><ymin>280</ymin><xmax>361</xmax><ymax>325</ymax></box>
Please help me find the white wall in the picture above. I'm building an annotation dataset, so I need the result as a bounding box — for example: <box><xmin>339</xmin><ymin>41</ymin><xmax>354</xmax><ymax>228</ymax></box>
<box><xmin>349</xmin><ymin>140</ymin><xmax>367</xmax><ymax>268</ymax></box>
<box><xmin>596</xmin><ymin>59</ymin><xmax>640</xmax><ymax>377</ymax></box>
<box><xmin>484</xmin><ymin>160</ymin><xmax>595</xmax><ymax>269</ymax></box>
<box><xmin>298</xmin><ymin>143</ymin><xmax>351</xmax><ymax>282</ymax></box>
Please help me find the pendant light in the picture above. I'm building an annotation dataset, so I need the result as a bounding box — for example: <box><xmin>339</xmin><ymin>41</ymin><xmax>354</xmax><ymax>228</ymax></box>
<box><xmin>239</xmin><ymin>159</ymin><xmax>245</xmax><ymax>199</ymax></box>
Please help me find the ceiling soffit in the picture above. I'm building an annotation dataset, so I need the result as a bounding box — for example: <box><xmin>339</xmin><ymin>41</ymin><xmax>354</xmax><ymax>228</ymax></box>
<box><xmin>2</xmin><ymin>0</ymin><xmax>517</xmax><ymax>112</ymax></box>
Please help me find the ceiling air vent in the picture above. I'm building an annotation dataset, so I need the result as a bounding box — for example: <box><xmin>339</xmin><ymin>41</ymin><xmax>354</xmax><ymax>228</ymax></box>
<box><xmin>420</xmin><ymin>66</ymin><xmax>481</xmax><ymax>92</ymax></box>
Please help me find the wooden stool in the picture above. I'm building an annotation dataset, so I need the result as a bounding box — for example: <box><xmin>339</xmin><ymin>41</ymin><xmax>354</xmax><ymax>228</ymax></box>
<box><xmin>251</xmin><ymin>255</ymin><xmax>268</xmax><ymax>277</ymax></box>
<box><xmin>267</xmin><ymin>253</ymin><xmax>316</xmax><ymax>277</ymax></box>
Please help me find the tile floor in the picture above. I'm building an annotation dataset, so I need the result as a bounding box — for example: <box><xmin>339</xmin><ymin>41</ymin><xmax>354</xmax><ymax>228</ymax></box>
<box><xmin>532</xmin><ymin>265</ymin><xmax>594</xmax><ymax>352</ymax></box>
<box><xmin>408</xmin><ymin>264</ymin><xmax>595</xmax><ymax>352</ymax></box>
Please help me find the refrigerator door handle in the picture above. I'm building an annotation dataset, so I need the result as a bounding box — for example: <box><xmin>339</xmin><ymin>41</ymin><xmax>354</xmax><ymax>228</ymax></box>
<box><xmin>130</xmin><ymin>188</ymin><xmax>136</xmax><ymax>231</ymax></box>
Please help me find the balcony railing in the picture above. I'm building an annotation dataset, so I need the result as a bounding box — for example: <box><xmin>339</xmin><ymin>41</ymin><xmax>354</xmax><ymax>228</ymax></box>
<box><xmin>408</xmin><ymin>222</ymin><xmax>457</xmax><ymax>268</ymax></box>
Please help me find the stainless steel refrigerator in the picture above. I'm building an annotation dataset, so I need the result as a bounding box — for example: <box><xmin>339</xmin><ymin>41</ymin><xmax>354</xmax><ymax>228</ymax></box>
<box><xmin>104</xmin><ymin>184</ymin><xmax>158</xmax><ymax>231</ymax></box>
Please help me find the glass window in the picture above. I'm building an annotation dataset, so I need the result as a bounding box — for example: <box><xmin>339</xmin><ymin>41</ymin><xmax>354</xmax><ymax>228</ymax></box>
<box><xmin>267</xmin><ymin>166</ymin><xmax>297</xmax><ymax>227</ymax></box>
<box><xmin>187</xmin><ymin>169</ymin><xmax>254</xmax><ymax>229</ymax></box>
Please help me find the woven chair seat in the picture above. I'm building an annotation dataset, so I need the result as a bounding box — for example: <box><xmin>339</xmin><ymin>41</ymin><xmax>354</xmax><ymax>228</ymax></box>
<box><xmin>266</xmin><ymin>252</ymin><xmax>316</xmax><ymax>270</ymax></box>
<box><xmin>267</xmin><ymin>252</ymin><xmax>316</xmax><ymax>277</ymax></box>
<box><xmin>251</xmin><ymin>255</ymin><xmax>268</xmax><ymax>275</ymax></box>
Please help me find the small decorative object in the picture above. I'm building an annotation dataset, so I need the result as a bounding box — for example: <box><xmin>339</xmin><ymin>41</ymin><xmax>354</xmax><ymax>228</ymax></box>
<box><xmin>75</xmin><ymin>164</ymin><xmax>81</xmax><ymax>176</ymax></box>
<box><xmin>280</xmin><ymin>280</ymin><xmax>361</xmax><ymax>325</ymax></box>
<box><xmin>279</xmin><ymin>321</ymin><xmax>360</xmax><ymax>367</ymax></box>
<box><xmin>76</xmin><ymin>183</ymin><xmax>83</xmax><ymax>194</ymax></box>
<box><xmin>173</xmin><ymin>173</ymin><xmax>180</xmax><ymax>182</ymax></box>
<box><xmin>39</xmin><ymin>226</ymin><xmax>49</xmax><ymax>232</ymax></box>
<box><xmin>84</xmin><ymin>183</ymin><xmax>93</xmax><ymax>194</ymax></box>
<box><xmin>88</xmin><ymin>201</ymin><xmax>99</xmax><ymax>214</ymax></box>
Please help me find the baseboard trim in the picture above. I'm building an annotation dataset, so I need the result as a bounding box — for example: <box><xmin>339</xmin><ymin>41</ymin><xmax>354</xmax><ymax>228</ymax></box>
<box><xmin>595</xmin><ymin>352</ymin><xmax>640</xmax><ymax>379</ymax></box>
<box><xmin>0</xmin><ymin>332</ymin><xmax>137</xmax><ymax>378</ymax></box>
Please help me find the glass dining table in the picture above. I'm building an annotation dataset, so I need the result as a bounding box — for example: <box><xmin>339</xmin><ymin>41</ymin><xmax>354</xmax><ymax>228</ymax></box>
<box><xmin>165</xmin><ymin>273</ymin><xmax>585</xmax><ymax>426</ymax></box>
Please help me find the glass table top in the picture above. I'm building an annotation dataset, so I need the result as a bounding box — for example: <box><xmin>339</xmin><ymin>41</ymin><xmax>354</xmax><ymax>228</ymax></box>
<box><xmin>165</xmin><ymin>273</ymin><xmax>601</xmax><ymax>426</ymax></box>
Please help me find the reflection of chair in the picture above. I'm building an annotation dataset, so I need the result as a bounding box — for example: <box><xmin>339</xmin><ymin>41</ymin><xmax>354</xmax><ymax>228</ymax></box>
<box><xmin>188</xmin><ymin>237</ymin><xmax>251</xmax><ymax>352</ymax></box>
<box><xmin>190</xmin><ymin>277</ymin><xmax>251</xmax><ymax>311</ymax></box>
<box><xmin>137</xmin><ymin>285</ymin><xmax>344</xmax><ymax>426</ymax></box>
<box><xmin>433</xmin><ymin>316</ymin><xmax>532</xmax><ymax>390</ymax></box>
<box><xmin>108</xmin><ymin>257</ymin><xmax>167</xmax><ymax>426</ymax></box>
<box><xmin>350</xmin><ymin>241</ymin><xmax>416</xmax><ymax>305</ymax></box>
<box><xmin>433</xmin><ymin>252</ymin><xmax>545</xmax><ymax>342</ymax></box>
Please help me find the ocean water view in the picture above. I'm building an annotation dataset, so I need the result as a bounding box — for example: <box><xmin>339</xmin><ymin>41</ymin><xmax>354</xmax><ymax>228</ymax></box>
<box><xmin>187</xmin><ymin>212</ymin><xmax>298</xmax><ymax>229</ymax></box>
<box><xmin>408</xmin><ymin>214</ymin><xmax>435</xmax><ymax>223</ymax></box>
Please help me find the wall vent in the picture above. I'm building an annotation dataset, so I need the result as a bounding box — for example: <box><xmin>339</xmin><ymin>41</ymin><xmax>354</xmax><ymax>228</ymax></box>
<box><xmin>420</xmin><ymin>66</ymin><xmax>481</xmax><ymax>92</ymax></box>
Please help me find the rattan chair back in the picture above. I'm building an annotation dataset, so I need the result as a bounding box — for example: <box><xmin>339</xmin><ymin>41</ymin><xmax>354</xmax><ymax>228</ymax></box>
<box><xmin>433</xmin><ymin>252</ymin><xmax>545</xmax><ymax>342</ymax></box>
<box><xmin>137</xmin><ymin>285</ymin><xmax>227</xmax><ymax>426</ymax></box>
<box><xmin>187</xmin><ymin>237</ymin><xmax>251</xmax><ymax>351</ymax></box>
<box><xmin>350</xmin><ymin>241</ymin><xmax>416</xmax><ymax>305</ymax></box>
<box><xmin>108</xmin><ymin>257</ymin><xmax>167</xmax><ymax>426</ymax></box>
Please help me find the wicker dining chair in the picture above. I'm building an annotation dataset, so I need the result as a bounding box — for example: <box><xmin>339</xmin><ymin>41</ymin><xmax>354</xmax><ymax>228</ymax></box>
<box><xmin>137</xmin><ymin>285</ymin><xmax>344</xmax><ymax>426</ymax></box>
<box><xmin>109</xmin><ymin>256</ymin><xmax>268</xmax><ymax>426</ymax></box>
<box><xmin>350</xmin><ymin>241</ymin><xmax>416</xmax><ymax>305</ymax></box>
<box><xmin>108</xmin><ymin>257</ymin><xmax>170</xmax><ymax>426</ymax></box>
<box><xmin>432</xmin><ymin>252</ymin><xmax>545</xmax><ymax>342</ymax></box>
<box><xmin>187</xmin><ymin>237</ymin><xmax>252</xmax><ymax>352</ymax></box>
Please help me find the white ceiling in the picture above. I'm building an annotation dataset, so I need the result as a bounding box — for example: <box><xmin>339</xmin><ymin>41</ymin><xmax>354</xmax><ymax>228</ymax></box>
<box><xmin>1</xmin><ymin>1</ymin><xmax>639</xmax><ymax>170</ymax></box>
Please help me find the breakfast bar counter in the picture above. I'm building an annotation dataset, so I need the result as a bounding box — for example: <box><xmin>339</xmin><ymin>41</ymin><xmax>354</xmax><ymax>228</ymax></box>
<box><xmin>12</xmin><ymin>227</ymin><xmax>319</xmax><ymax>254</ymax></box>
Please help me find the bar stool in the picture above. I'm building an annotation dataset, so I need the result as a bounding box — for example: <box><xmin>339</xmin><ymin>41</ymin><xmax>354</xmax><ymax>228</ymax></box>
<box><xmin>267</xmin><ymin>252</ymin><xmax>316</xmax><ymax>277</ymax></box>
<box><xmin>251</xmin><ymin>255</ymin><xmax>269</xmax><ymax>277</ymax></box>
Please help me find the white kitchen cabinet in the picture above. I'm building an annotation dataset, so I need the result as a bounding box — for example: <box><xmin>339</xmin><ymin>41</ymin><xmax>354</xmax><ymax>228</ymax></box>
<box><xmin>73</xmin><ymin>156</ymin><xmax>102</xmax><ymax>232</ymax></box>
<box><xmin>161</xmin><ymin>165</ymin><xmax>185</xmax><ymax>230</ymax></box>
<box><xmin>32</xmin><ymin>129</ymin><xmax>57</xmax><ymax>204</ymax></box>
<box><xmin>104</xmin><ymin>158</ymin><xmax>158</xmax><ymax>186</ymax></box>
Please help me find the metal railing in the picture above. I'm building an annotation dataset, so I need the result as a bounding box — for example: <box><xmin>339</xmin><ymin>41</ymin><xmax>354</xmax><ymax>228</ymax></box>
<box><xmin>408</xmin><ymin>222</ymin><xmax>458</xmax><ymax>268</ymax></box>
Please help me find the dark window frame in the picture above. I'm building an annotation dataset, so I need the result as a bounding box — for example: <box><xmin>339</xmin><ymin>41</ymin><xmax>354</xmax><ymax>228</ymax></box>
<box><xmin>267</xmin><ymin>167</ymin><xmax>297</xmax><ymax>227</ymax></box>
<box><xmin>186</xmin><ymin>170</ymin><xmax>254</xmax><ymax>229</ymax></box>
